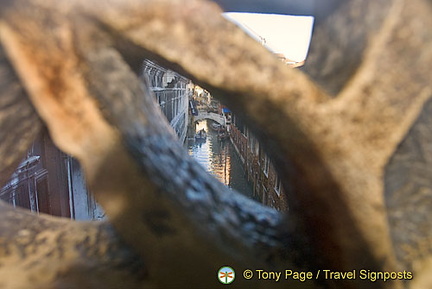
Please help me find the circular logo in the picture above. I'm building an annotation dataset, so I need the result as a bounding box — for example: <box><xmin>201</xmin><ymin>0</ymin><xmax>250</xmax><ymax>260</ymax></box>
<box><xmin>218</xmin><ymin>266</ymin><xmax>235</xmax><ymax>284</ymax></box>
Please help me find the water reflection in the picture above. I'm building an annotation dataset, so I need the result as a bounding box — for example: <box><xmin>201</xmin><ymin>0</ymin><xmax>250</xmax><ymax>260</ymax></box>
<box><xmin>188</xmin><ymin>120</ymin><xmax>253</xmax><ymax>198</ymax></box>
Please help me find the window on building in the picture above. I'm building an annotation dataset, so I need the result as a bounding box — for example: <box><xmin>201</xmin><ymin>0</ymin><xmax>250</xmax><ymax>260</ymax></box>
<box><xmin>250</xmin><ymin>136</ymin><xmax>259</xmax><ymax>156</ymax></box>
<box><xmin>263</xmin><ymin>155</ymin><xmax>270</xmax><ymax>176</ymax></box>
<box><xmin>274</xmin><ymin>175</ymin><xmax>282</xmax><ymax>196</ymax></box>
<box><xmin>234</xmin><ymin>115</ymin><xmax>246</xmax><ymax>135</ymax></box>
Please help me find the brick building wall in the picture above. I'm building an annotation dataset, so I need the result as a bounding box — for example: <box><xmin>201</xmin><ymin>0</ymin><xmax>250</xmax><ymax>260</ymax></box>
<box><xmin>230</xmin><ymin>119</ymin><xmax>288</xmax><ymax>211</ymax></box>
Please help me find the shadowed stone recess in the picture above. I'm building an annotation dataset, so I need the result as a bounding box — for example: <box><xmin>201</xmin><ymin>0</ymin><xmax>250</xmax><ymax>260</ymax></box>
<box><xmin>385</xmin><ymin>98</ymin><xmax>432</xmax><ymax>269</ymax></box>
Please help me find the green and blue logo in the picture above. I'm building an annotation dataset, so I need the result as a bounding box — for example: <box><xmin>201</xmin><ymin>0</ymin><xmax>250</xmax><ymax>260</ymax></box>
<box><xmin>218</xmin><ymin>266</ymin><xmax>235</xmax><ymax>284</ymax></box>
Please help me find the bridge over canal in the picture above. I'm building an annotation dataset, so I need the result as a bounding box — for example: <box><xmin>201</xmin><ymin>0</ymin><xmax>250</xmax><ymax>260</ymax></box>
<box><xmin>193</xmin><ymin>110</ymin><xmax>226</xmax><ymax>125</ymax></box>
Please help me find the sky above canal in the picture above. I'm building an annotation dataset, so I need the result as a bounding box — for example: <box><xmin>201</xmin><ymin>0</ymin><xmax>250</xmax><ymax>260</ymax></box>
<box><xmin>223</xmin><ymin>12</ymin><xmax>314</xmax><ymax>62</ymax></box>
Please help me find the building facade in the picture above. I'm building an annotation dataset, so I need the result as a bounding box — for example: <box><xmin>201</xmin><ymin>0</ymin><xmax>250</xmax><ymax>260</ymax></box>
<box><xmin>141</xmin><ymin>60</ymin><xmax>191</xmax><ymax>144</ymax></box>
<box><xmin>229</xmin><ymin>115</ymin><xmax>288</xmax><ymax>211</ymax></box>
<box><xmin>0</xmin><ymin>128</ymin><xmax>104</xmax><ymax>220</ymax></box>
<box><xmin>0</xmin><ymin>60</ymin><xmax>191</xmax><ymax>219</ymax></box>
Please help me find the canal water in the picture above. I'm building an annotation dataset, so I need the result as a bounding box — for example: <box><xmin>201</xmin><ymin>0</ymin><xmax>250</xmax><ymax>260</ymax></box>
<box><xmin>187</xmin><ymin>120</ymin><xmax>254</xmax><ymax>198</ymax></box>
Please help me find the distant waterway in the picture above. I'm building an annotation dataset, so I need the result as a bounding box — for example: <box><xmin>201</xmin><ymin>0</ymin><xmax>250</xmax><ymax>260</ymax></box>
<box><xmin>187</xmin><ymin>120</ymin><xmax>254</xmax><ymax>198</ymax></box>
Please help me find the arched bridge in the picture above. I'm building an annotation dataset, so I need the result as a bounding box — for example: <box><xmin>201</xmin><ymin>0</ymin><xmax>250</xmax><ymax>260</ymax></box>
<box><xmin>194</xmin><ymin>111</ymin><xmax>226</xmax><ymax>125</ymax></box>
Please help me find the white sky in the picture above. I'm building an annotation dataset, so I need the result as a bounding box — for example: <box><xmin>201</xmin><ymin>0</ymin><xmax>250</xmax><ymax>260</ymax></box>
<box><xmin>223</xmin><ymin>12</ymin><xmax>314</xmax><ymax>62</ymax></box>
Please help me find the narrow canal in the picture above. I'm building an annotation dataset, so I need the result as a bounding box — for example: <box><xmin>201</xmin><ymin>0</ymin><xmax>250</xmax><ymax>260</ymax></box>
<box><xmin>187</xmin><ymin>120</ymin><xmax>254</xmax><ymax>198</ymax></box>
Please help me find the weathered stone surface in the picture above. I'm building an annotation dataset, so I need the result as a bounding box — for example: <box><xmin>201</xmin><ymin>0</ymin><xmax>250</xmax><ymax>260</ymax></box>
<box><xmin>385</xmin><ymin>98</ymin><xmax>432</xmax><ymax>276</ymax></box>
<box><xmin>0</xmin><ymin>42</ymin><xmax>41</xmax><ymax>186</ymax></box>
<box><xmin>0</xmin><ymin>202</ymin><xmax>148</xmax><ymax>289</ymax></box>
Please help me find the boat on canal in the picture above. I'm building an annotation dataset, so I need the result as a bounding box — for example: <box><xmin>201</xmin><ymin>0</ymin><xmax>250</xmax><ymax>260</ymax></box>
<box><xmin>195</xmin><ymin>129</ymin><xmax>207</xmax><ymax>142</ymax></box>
